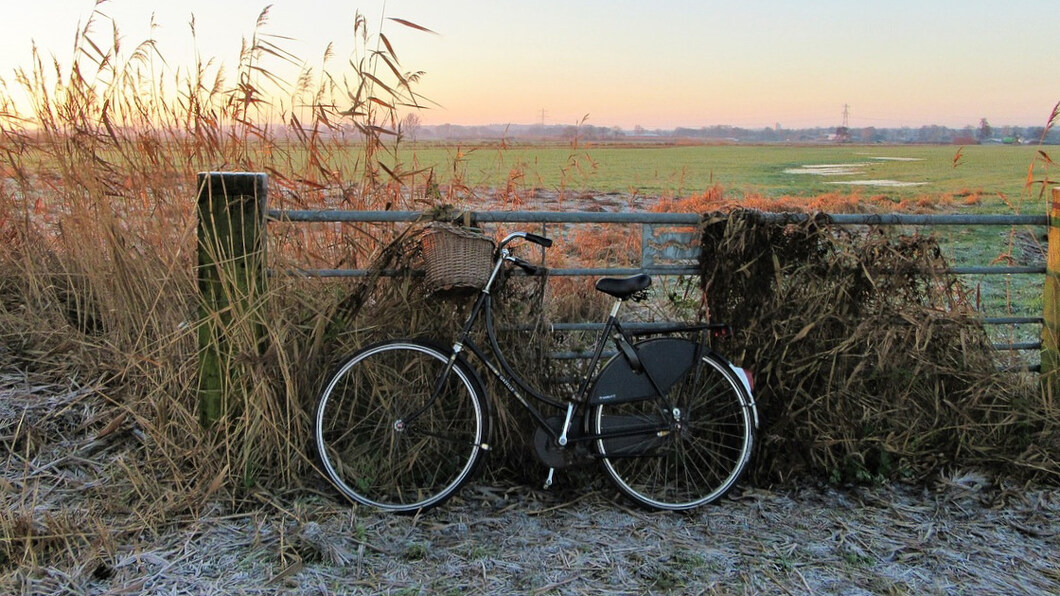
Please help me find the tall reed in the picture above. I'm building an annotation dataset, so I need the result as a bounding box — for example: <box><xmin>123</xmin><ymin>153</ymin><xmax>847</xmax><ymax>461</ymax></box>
<box><xmin>0</xmin><ymin>4</ymin><xmax>434</xmax><ymax>508</ymax></box>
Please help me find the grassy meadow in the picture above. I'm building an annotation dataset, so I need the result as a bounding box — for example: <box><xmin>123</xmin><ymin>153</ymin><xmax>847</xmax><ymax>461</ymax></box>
<box><xmin>391</xmin><ymin>142</ymin><xmax>1048</xmax><ymax>208</ymax></box>
<box><xmin>382</xmin><ymin>141</ymin><xmax>1050</xmax><ymax>348</ymax></box>
<box><xmin>1</xmin><ymin>5</ymin><xmax>1058</xmax><ymax>586</ymax></box>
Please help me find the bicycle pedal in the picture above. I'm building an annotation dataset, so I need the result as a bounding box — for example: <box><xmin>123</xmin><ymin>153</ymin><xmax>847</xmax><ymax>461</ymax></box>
<box><xmin>543</xmin><ymin>468</ymin><xmax>555</xmax><ymax>490</ymax></box>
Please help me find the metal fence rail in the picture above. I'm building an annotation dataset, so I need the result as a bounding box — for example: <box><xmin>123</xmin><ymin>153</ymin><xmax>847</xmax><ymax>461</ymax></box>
<box><xmin>267</xmin><ymin>209</ymin><xmax>1047</xmax><ymax>276</ymax></box>
<box><xmin>269</xmin><ymin>209</ymin><xmax>1045</xmax><ymax>226</ymax></box>
<box><xmin>188</xmin><ymin>173</ymin><xmax>1060</xmax><ymax>402</ymax></box>
<box><xmin>266</xmin><ymin>207</ymin><xmax>1047</xmax><ymax>364</ymax></box>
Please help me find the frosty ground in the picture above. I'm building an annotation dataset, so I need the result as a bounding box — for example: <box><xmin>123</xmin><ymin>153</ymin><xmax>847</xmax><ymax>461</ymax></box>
<box><xmin>3</xmin><ymin>370</ymin><xmax>1058</xmax><ymax>595</ymax></box>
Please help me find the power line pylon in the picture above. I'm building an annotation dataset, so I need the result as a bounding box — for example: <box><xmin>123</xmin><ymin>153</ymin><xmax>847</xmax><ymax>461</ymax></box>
<box><xmin>835</xmin><ymin>104</ymin><xmax>851</xmax><ymax>143</ymax></box>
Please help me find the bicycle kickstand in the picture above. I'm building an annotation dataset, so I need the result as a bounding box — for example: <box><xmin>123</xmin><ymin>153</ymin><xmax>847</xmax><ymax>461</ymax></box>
<box><xmin>543</xmin><ymin>468</ymin><xmax>555</xmax><ymax>490</ymax></box>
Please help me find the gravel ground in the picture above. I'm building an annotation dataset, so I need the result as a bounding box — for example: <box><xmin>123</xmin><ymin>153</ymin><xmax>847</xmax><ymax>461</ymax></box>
<box><xmin>3</xmin><ymin>376</ymin><xmax>1059</xmax><ymax>595</ymax></box>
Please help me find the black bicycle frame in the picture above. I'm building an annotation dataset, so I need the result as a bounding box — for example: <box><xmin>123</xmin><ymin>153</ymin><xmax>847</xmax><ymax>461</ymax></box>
<box><xmin>457</xmin><ymin>281</ymin><xmax>698</xmax><ymax>447</ymax></box>
<box><xmin>459</xmin><ymin>289</ymin><xmax>616</xmax><ymax>443</ymax></box>
<box><xmin>407</xmin><ymin>247</ymin><xmax>715</xmax><ymax>447</ymax></box>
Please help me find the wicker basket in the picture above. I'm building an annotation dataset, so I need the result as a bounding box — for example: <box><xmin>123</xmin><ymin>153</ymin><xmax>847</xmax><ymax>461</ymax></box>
<box><xmin>421</xmin><ymin>223</ymin><xmax>496</xmax><ymax>292</ymax></box>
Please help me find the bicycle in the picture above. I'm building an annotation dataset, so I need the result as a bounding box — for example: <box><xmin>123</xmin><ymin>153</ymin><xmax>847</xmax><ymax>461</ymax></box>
<box><xmin>314</xmin><ymin>229</ymin><xmax>759</xmax><ymax>513</ymax></box>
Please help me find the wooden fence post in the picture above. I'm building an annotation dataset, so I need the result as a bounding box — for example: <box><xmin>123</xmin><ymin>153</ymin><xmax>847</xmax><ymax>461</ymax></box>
<box><xmin>1043</xmin><ymin>187</ymin><xmax>1060</xmax><ymax>390</ymax></box>
<box><xmin>197</xmin><ymin>172</ymin><xmax>267</xmax><ymax>425</ymax></box>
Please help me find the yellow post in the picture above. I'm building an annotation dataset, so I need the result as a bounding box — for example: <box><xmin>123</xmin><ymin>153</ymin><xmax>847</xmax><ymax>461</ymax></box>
<box><xmin>1042</xmin><ymin>187</ymin><xmax>1060</xmax><ymax>387</ymax></box>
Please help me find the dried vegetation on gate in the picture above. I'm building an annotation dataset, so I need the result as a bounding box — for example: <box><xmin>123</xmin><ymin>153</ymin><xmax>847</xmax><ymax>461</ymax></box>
<box><xmin>699</xmin><ymin>209</ymin><xmax>1059</xmax><ymax>485</ymax></box>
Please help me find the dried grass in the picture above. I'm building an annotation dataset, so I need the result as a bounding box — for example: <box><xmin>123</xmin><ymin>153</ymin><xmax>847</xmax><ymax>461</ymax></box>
<box><xmin>0</xmin><ymin>1</ymin><xmax>440</xmax><ymax>557</ymax></box>
<box><xmin>699</xmin><ymin>210</ymin><xmax>1060</xmax><ymax>484</ymax></box>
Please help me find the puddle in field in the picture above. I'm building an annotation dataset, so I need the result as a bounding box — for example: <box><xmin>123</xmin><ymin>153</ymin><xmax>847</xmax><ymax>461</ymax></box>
<box><xmin>783</xmin><ymin>163</ymin><xmax>868</xmax><ymax>176</ymax></box>
<box><xmin>784</xmin><ymin>157</ymin><xmax>926</xmax><ymax>187</ymax></box>
<box><xmin>828</xmin><ymin>180</ymin><xmax>927</xmax><ymax>187</ymax></box>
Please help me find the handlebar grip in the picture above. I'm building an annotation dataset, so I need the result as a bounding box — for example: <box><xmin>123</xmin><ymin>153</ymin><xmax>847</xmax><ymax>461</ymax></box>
<box><xmin>511</xmin><ymin>257</ymin><xmax>548</xmax><ymax>276</ymax></box>
<box><xmin>524</xmin><ymin>233</ymin><xmax>553</xmax><ymax>248</ymax></box>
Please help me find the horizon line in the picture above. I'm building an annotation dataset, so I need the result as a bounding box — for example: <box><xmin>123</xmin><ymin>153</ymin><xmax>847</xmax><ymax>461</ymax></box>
<box><xmin>416</xmin><ymin>120</ymin><xmax>1049</xmax><ymax>131</ymax></box>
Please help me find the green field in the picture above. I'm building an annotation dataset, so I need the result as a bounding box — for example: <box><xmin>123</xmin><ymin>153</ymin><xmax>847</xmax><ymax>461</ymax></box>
<box><xmin>390</xmin><ymin>143</ymin><xmax>1050</xmax><ymax>208</ymax></box>
<box><xmin>385</xmin><ymin>142</ymin><xmax>1049</xmax><ymax>355</ymax></box>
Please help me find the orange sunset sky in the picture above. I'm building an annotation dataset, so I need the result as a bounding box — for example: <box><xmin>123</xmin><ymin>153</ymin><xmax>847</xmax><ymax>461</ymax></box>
<box><xmin>1</xmin><ymin>0</ymin><xmax>1058</xmax><ymax>130</ymax></box>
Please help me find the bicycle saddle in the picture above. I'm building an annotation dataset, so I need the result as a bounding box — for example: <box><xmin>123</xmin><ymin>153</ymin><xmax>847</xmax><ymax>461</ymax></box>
<box><xmin>595</xmin><ymin>274</ymin><xmax>652</xmax><ymax>300</ymax></box>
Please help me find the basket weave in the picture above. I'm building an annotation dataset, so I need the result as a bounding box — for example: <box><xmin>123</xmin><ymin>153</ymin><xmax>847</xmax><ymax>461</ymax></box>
<box><xmin>421</xmin><ymin>223</ymin><xmax>495</xmax><ymax>292</ymax></box>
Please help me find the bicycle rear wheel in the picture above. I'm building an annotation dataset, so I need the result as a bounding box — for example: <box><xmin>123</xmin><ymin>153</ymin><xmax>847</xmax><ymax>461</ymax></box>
<box><xmin>315</xmin><ymin>340</ymin><xmax>490</xmax><ymax>513</ymax></box>
<box><xmin>592</xmin><ymin>352</ymin><xmax>754</xmax><ymax>511</ymax></box>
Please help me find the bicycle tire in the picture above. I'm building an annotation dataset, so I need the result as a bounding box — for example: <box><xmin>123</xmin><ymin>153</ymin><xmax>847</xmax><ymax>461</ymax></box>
<box><xmin>315</xmin><ymin>340</ymin><xmax>491</xmax><ymax>513</ymax></box>
<box><xmin>591</xmin><ymin>346</ymin><xmax>754</xmax><ymax>511</ymax></box>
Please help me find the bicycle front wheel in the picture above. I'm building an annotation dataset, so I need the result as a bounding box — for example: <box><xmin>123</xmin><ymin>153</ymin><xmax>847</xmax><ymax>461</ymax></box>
<box><xmin>315</xmin><ymin>340</ymin><xmax>491</xmax><ymax>513</ymax></box>
<box><xmin>593</xmin><ymin>352</ymin><xmax>754</xmax><ymax>511</ymax></box>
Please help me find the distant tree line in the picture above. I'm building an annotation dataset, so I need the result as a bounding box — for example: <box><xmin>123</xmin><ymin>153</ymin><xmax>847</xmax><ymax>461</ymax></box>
<box><xmin>412</xmin><ymin>121</ymin><xmax>1060</xmax><ymax>145</ymax></box>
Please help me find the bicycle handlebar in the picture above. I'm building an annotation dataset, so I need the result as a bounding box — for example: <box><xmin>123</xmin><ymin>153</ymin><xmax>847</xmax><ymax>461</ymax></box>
<box><xmin>499</xmin><ymin>231</ymin><xmax>553</xmax><ymax>249</ymax></box>
<box><xmin>497</xmin><ymin>231</ymin><xmax>551</xmax><ymax>277</ymax></box>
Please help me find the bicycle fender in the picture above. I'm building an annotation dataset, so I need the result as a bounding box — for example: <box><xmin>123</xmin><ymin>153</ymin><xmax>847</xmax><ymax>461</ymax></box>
<box><xmin>588</xmin><ymin>338</ymin><xmax>696</xmax><ymax>406</ymax></box>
